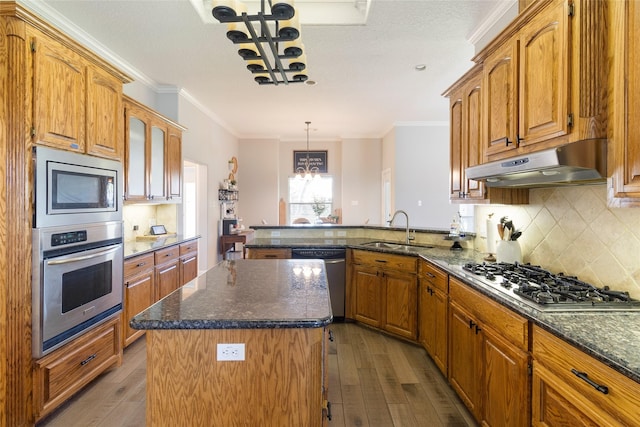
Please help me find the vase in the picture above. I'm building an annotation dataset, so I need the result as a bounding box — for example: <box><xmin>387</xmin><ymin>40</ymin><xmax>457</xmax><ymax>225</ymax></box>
<box><xmin>496</xmin><ymin>240</ymin><xmax>522</xmax><ymax>264</ymax></box>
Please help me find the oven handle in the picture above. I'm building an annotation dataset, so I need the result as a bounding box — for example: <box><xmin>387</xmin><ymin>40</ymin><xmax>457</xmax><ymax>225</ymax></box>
<box><xmin>46</xmin><ymin>246</ymin><xmax>120</xmax><ymax>265</ymax></box>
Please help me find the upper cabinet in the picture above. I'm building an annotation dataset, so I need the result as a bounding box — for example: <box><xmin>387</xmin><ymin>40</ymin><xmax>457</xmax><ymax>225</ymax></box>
<box><xmin>29</xmin><ymin>27</ymin><xmax>126</xmax><ymax>161</ymax></box>
<box><xmin>123</xmin><ymin>96</ymin><xmax>185</xmax><ymax>204</ymax></box>
<box><xmin>477</xmin><ymin>0</ymin><xmax>608</xmax><ymax>162</ymax></box>
<box><xmin>609</xmin><ymin>0</ymin><xmax>640</xmax><ymax>206</ymax></box>
<box><xmin>445</xmin><ymin>66</ymin><xmax>529</xmax><ymax>204</ymax></box>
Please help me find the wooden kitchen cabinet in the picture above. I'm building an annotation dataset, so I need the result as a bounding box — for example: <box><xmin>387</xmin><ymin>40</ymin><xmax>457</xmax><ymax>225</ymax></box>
<box><xmin>246</xmin><ymin>247</ymin><xmax>292</xmax><ymax>259</ymax></box>
<box><xmin>532</xmin><ymin>325</ymin><xmax>640</xmax><ymax>427</ymax></box>
<box><xmin>473</xmin><ymin>0</ymin><xmax>608</xmax><ymax>162</ymax></box>
<box><xmin>123</xmin><ymin>95</ymin><xmax>185</xmax><ymax>203</ymax></box>
<box><xmin>179</xmin><ymin>240</ymin><xmax>199</xmax><ymax>284</ymax></box>
<box><xmin>30</xmin><ymin>27</ymin><xmax>125</xmax><ymax>160</ymax></box>
<box><xmin>122</xmin><ymin>252</ymin><xmax>155</xmax><ymax>347</ymax></box>
<box><xmin>350</xmin><ymin>250</ymin><xmax>418</xmax><ymax>340</ymax></box>
<box><xmin>33</xmin><ymin>316</ymin><xmax>122</xmax><ymax>422</ymax></box>
<box><xmin>155</xmin><ymin>245</ymin><xmax>181</xmax><ymax>300</ymax></box>
<box><xmin>418</xmin><ymin>259</ymin><xmax>448</xmax><ymax>376</ymax></box>
<box><xmin>609</xmin><ymin>0</ymin><xmax>640</xmax><ymax>206</ymax></box>
<box><xmin>445</xmin><ymin>65</ymin><xmax>528</xmax><ymax>204</ymax></box>
<box><xmin>448</xmin><ymin>277</ymin><xmax>530</xmax><ymax>427</ymax></box>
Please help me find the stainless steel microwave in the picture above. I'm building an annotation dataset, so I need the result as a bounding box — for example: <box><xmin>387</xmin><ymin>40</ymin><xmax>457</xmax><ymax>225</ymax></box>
<box><xmin>33</xmin><ymin>146</ymin><xmax>123</xmax><ymax>228</ymax></box>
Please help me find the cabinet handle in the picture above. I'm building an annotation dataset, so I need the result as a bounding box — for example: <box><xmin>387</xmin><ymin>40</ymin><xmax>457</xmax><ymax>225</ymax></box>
<box><xmin>425</xmin><ymin>273</ymin><xmax>435</xmax><ymax>279</ymax></box>
<box><xmin>328</xmin><ymin>330</ymin><xmax>334</xmax><ymax>342</ymax></box>
<box><xmin>571</xmin><ymin>369</ymin><xmax>609</xmax><ymax>394</ymax></box>
<box><xmin>517</xmin><ymin>134</ymin><xmax>524</xmax><ymax>145</ymax></box>
<box><xmin>326</xmin><ymin>400</ymin><xmax>332</xmax><ymax>421</ymax></box>
<box><xmin>469</xmin><ymin>320</ymin><xmax>476</xmax><ymax>329</ymax></box>
<box><xmin>375</xmin><ymin>259</ymin><xmax>388</xmax><ymax>263</ymax></box>
<box><xmin>80</xmin><ymin>353</ymin><xmax>97</xmax><ymax>366</ymax></box>
<box><xmin>136</xmin><ymin>262</ymin><xmax>146</xmax><ymax>267</ymax></box>
<box><xmin>474</xmin><ymin>325</ymin><xmax>482</xmax><ymax>334</ymax></box>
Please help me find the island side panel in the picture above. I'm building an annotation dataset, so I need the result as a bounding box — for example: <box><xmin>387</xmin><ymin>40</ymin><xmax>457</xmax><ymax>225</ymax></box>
<box><xmin>146</xmin><ymin>327</ymin><xmax>325</xmax><ymax>426</ymax></box>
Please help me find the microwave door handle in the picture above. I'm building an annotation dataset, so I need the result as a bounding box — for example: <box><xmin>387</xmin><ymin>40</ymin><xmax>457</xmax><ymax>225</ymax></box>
<box><xmin>46</xmin><ymin>246</ymin><xmax>120</xmax><ymax>265</ymax></box>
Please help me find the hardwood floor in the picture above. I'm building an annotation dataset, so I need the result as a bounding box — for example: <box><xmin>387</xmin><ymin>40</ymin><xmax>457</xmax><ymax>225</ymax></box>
<box><xmin>37</xmin><ymin>322</ymin><xmax>476</xmax><ymax>427</ymax></box>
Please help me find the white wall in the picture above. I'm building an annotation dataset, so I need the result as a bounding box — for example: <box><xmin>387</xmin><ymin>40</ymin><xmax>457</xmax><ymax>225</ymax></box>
<box><xmin>393</xmin><ymin>124</ymin><xmax>458</xmax><ymax>230</ymax></box>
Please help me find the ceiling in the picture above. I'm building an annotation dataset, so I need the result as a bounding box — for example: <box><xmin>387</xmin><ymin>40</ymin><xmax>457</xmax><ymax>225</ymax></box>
<box><xmin>26</xmin><ymin>0</ymin><xmax>513</xmax><ymax>140</ymax></box>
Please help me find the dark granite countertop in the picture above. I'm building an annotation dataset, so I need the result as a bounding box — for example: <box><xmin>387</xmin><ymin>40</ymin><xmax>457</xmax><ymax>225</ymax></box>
<box><xmin>245</xmin><ymin>237</ymin><xmax>640</xmax><ymax>384</ymax></box>
<box><xmin>124</xmin><ymin>234</ymin><xmax>200</xmax><ymax>259</ymax></box>
<box><xmin>130</xmin><ymin>259</ymin><xmax>332</xmax><ymax>330</ymax></box>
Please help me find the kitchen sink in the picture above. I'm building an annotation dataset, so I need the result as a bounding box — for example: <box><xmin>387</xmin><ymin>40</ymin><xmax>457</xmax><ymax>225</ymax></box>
<box><xmin>361</xmin><ymin>241</ymin><xmax>433</xmax><ymax>252</ymax></box>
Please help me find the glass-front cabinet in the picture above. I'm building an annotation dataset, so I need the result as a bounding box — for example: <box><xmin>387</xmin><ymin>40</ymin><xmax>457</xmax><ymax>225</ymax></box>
<box><xmin>123</xmin><ymin>96</ymin><xmax>184</xmax><ymax>203</ymax></box>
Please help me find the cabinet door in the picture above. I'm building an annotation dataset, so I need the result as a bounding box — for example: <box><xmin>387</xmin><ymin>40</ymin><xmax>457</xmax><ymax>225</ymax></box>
<box><xmin>123</xmin><ymin>270</ymin><xmax>154</xmax><ymax>347</ymax></box>
<box><xmin>32</xmin><ymin>32</ymin><xmax>86</xmax><ymax>151</ymax></box>
<box><xmin>518</xmin><ymin>0</ymin><xmax>569</xmax><ymax>147</ymax></box>
<box><xmin>419</xmin><ymin>282</ymin><xmax>448</xmax><ymax>376</ymax></box>
<box><xmin>483</xmin><ymin>39</ymin><xmax>519</xmax><ymax>158</ymax></box>
<box><xmin>124</xmin><ymin>105</ymin><xmax>149</xmax><ymax>202</ymax></box>
<box><xmin>180</xmin><ymin>254</ymin><xmax>198</xmax><ymax>285</ymax></box>
<box><xmin>353</xmin><ymin>265</ymin><xmax>384</xmax><ymax>328</ymax></box>
<box><xmin>462</xmin><ymin>76</ymin><xmax>484</xmax><ymax>200</ymax></box>
<box><xmin>166</xmin><ymin>126</ymin><xmax>182</xmax><ymax>202</ymax></box>
<box><xmin>156</xmin><ymin>259</ymin><xmax>180</xmax><ymax>301</ymax></box>
<box><xmin>383</xmin><ymin>270</ymin><xmax>417</xmax><ymax>340</ymax></box>
<box><xmin>86</xmin><ymin>65</ymin><xmax>123</xmax><ymax>160</ymax></box>
<box><xmin>149</xmin><ymin>125</ymin><xmax>166</xmax><ymax>201</ymax></box>
<box><xmin>449</xmin><ymin>96</ymin><xmax>464</xmax><ymax>200</ymax></box>
<box><xmin>448</xmin><ymin>302</ymin><xmax>482</xmax><ymax>420</ymax></box>
<box><xmin>482</xmin><ymin>327</ymin><xmax>530</xmax><ymax>427</ymax></box>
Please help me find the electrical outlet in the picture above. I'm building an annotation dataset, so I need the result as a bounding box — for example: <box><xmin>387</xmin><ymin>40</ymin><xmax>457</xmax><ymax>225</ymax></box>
<box><xmin>337</xmin><ymin>231</ymin><xmax>347</xmax><ymax>237</ymax></box>
<box><xmin>271</xmin><ymin>231</ymin><xmax>281</xmax><ymax>237</ymax></box>
<box><xmin>324</xmin><ymin>231</ymin><xmax>334</xmax><ymax>237</ymax></box>
<box><xmin>217</xmin><ymin>343</ymin><xmax>245</xmax><ymax>361</ymax></box>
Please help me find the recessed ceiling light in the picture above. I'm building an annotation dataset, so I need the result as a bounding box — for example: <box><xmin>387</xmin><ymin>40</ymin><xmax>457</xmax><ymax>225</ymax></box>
<box><xmin>305</xmin><ymin>80</ymin><xmax>317</xmax><ymax>86</ymax></box>
<box><xmin>415</xmin><ymin>64</ymin><xmax>427</xmax><ymax>71</ymax></box>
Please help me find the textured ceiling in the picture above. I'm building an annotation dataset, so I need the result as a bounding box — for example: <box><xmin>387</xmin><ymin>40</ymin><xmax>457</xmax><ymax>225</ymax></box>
<box><xmin>28</xmin><ymin>0</ymin><xmax>510</xmax><ymax>140</ymax></box>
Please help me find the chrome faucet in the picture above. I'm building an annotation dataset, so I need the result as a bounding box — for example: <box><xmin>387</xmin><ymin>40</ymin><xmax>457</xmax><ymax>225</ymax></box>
<box><xmin>388</xmin><ymin>210</ymin><xmax>412</xmax><ymax>244</ymax></box>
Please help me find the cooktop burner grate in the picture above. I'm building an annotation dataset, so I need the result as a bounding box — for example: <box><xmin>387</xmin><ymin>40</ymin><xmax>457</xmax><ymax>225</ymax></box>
<box><xmin>461</xmin><ymin>262</ymin><xmax>640</xmax><ymax>311</ymax></box>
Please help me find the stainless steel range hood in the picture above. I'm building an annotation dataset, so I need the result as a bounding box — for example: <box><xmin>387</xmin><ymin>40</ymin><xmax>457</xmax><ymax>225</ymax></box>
<box><xmin>465</xmin><ymin>139</ymin><xmax>607</xmax><ymax>188</ymax></box>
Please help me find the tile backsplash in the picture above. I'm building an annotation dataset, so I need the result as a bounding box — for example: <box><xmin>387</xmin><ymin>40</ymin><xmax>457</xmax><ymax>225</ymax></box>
<box><xmin>474</xmin><ymin>184</ymin><xmax>640</xmax><ymax>299</ymax></box>
<box><xmin>123</xmin><ymin>204</ymin><xmax>177</xmax><ymax>242</ymax></box>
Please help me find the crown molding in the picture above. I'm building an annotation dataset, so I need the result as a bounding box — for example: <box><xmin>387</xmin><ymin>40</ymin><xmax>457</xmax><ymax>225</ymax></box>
<box><xmin>467</xmin><ymin>0</ymin><xmax>517</xmax><ymax>46</ymax></box>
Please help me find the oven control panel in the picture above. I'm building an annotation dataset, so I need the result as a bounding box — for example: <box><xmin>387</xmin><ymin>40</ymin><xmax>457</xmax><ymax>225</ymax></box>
<box><xmin>51</xmin><ymin>230</ymin><xmax>88</xmax><ymax>246</ymax></box>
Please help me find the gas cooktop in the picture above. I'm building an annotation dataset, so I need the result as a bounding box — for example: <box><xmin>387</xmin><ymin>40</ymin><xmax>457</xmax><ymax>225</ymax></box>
<box><xmin>458</xmin><ymin>262</ymin><xmax>640</xmax><ymax>312</ymax></box>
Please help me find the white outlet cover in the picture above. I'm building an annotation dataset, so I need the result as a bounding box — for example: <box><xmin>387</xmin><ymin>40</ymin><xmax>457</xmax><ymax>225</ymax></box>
<box><xmin>217</xmin><ymin>343</ymin><xmax>245</xmax><ymax>361</ymax></box>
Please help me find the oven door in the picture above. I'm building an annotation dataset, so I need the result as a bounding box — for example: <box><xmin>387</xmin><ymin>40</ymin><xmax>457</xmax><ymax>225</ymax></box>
<box><xmin>35</xmin><ymin>242</ymin><xmax>123</xmax><ymax>357</ymax></box>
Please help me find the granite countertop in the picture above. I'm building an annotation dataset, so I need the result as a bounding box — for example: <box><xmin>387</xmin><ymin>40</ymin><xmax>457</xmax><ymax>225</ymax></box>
<box><xmin>130</xmin><ymin>259</ymin><xmax>332</xmax><ymax>330</ymax></box>
<box><xmin>124</xmin><ymin>234</ymin><xmax>200</xmax><ymax>258</ymax></box>
<box><xmin>245</xmin><ymin>237</ymin><xmax>640</xmax><ymax>384</ymax></box>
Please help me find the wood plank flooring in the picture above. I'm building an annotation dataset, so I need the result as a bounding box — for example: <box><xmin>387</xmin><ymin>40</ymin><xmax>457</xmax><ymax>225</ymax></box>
<box><xmin>37</xmin><ymin>322</ymin><xmax>477</xmax><ymax>427</ymax></box>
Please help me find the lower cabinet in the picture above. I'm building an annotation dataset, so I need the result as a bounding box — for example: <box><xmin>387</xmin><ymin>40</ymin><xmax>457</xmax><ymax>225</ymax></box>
<box><xmin>123</xmin><ymin>252</ymin><xmax>155</xmax><ymax>347</ymax></box>
<box><xmin>246</xmin><ymin>247</ymin><xmax>292</xmax><ymax>259</ymax></box>
<box><xmin>418</xmin><ymin>259</ymin><xmax>448</xmax><ymax>376</ymax></box>
<box><xmin>33</xmin><ymin>316</ymin><xmax>122</xmax><ymax>421</ymax></box>
<box><xmin>532</xmin><ymin>325</ymin><xmax>640</xmax><ymax>427</ymax></box>
<box><xmin>350</xmin><ymin>250</ymin><xmax>418</xmax><ymax>340</ymax></box>
<box><xmin>122</xmin><ymin>238</ymin><xmax>199</xmax><ymax>348</ymax></box>
<box><xmin>448</xmin><ymin>277</ymin><xmax>530</xmax><ymax>427</ymax></box>
<box><xmin>155</xmin><ymin>245</ymin><xmax>180</xmax><ymax>301</ymax></box>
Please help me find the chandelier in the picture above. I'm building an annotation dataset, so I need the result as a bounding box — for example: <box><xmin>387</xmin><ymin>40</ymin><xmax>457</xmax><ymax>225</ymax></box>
<box><xmin>296</xmin><ymin>121</ymin><xmax>320</xmax><ymax>180</ymax></box>
<box><xmin>212</xmin><ymin>0</ymin><xmax>308</xmax><ymax>85</ymax></box>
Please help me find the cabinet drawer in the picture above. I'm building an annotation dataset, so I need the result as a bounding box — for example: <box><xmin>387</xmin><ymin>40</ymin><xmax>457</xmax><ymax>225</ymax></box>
<box><xmin>532</xmin><ymin>326</ymin><xmax>640</xmax><ymax>426</ymax></box>
<box><xmin>246</xmin><ymin>248</ymin><xmax>292</xmax><ymax>259</ymax></box>
<box><xmin>449</xmin><ymin>277</ymin><xmax>528</xmax><ymax>350</ymax></box>
<box><xmin>179</xmin><ymin>240</ymin><xmax>198</xmax><ymax>255</ymax></box>
<box><xmin>34</xmin><ymin>317</ymin><xmax>121</xmax><ymax>420</ymax></box>
<box><xmin>352</xmin><ymin>250</ymin><xmax>417</xmax><ymax>273</ymax></box>
<box><xmin>155</xmin><ymin>245</ymin><xmax>180</xmax><ymax>264</ymax></box>
<box><xmin>418</xmin><ymin>259</ymin><xmax>448</xmax><ymax>292</ymax></box>
<box><xmin>124</xmin><ymin>253</ymin><xmax>155</xmax><ymax>278</ymax></box>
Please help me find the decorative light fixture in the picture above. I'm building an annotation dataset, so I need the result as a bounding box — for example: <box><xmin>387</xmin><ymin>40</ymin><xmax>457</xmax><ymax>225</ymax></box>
<box><xmin>212</xmin><ymin>0</ymin><xmax>308</xmax><ymax>85</ymax></box>
<box><xmin>296</xmin><ymin>121</ymin><xmax>319</xmax><ymax>180</ymax></box>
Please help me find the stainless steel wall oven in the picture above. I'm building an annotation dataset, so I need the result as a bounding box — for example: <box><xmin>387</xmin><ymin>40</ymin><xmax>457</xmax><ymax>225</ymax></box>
<box><xmin>32</xmin><ymin>221</ymin><xmax>123</xmax><ymax>358</ymax></box>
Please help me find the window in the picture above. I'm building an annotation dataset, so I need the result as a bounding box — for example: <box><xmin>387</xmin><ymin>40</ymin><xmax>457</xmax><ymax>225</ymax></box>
<box><xmin>289</xmin><ymin>176</ymin><xmax>333</xmax><ymax>224</ymax></box>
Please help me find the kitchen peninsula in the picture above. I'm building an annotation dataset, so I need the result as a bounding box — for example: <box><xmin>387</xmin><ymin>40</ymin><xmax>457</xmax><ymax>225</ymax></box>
<box><xmin>131</xmin><ymin>259</ymin><xmax>332</xmax><ymax>426</ymax></box>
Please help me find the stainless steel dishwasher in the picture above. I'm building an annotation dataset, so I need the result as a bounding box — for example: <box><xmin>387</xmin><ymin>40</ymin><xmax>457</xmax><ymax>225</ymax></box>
<box><xmin>291</xmin><ymin>248</ymin><xmax>345</xmax><ymax>320</ymax></box>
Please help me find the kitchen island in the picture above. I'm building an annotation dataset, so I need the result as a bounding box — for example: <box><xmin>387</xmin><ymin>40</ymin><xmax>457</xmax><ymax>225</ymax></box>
<box><xmin>131</xmin><ymin>259</ymin><xmax>333</xmax><ymax>426</ymax></box>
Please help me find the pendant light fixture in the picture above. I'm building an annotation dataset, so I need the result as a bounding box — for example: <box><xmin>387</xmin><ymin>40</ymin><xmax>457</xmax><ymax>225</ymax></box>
<box><xmin>296</xmin><ymin>121</ymin><xmax>319</xmax><ymax>180</ymax></box>
<box><xmin>212</xmin><ymin>0</ymin><xmax>308</xmax><ymax>85</ymax></box>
